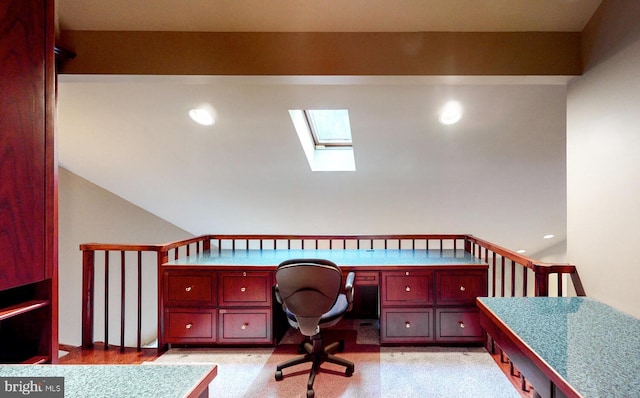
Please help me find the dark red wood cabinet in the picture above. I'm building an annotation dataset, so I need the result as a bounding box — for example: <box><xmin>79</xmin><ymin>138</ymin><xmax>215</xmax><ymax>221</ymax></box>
<box><xmin>0</xmin><ymin>0</ymin><xmax>57</xmax><ymax>363</ymax></box>
<box><xmin>162</xmin><ymin>270</ymin><xmax>274</xmax><ymax>345</ymax></box>
<box><xmin>380</xmin><ymin>269</ymin><xmax>487</xmax><ymax>344</ymax></box>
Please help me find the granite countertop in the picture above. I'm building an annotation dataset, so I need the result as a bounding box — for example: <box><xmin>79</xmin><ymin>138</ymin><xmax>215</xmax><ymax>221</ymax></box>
<box><xmin>0</xmin><ymin>364</ymin><xmax>216</xmax><ymax>398</ymax></box>
<box><xmin>478</xmin><ymin>296</ymin><xmax>640</xmax><ymax>397</ymax></box>
<box><xmin>165</xmin><ymin>248</ymin><xmax>485</xmax><ymax>266</ymax></box>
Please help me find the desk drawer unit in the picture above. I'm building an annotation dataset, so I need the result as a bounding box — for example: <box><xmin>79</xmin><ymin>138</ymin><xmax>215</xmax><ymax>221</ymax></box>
<box><xmin>165</xmin><ymin>309</ymin><xmax>217</xmax><ymax>343</ymax></box>
<box><xmin>435</xmin><ymin>271</ymin><xmax>486</xmax><ymax>305</ymax></box>
<box><xmin>218</xmin><ymin>272</ymin><xmax>272</xmax><ymax>307</ymax></box>
<box><xmin>381</xmin><ymin>271</ymin><xmax>433</xmax><ymax>306</ymax></box>
<box><xmin>218</xmin><ymin>309</ymin><xmax>272</xmax><ymax>344</ymax></box>
<box><xmin>381</xmin><ymin>308</ymin><xmax>433</xmax><ymax>343</ymax></box>
<box><xmin>165</xmin><ymin>272</ymin><xmax>217</xmax><ymax>306</ymax></box>
<box><xmin>217</xmin><ymin>271</ymin><xmax>273</xmax><ymax>345</ymax></box>
<box><xmin>436</xmin><ymin>308</ymin><xmax>483</xmax><ymax>341</ymax></box>
<box><xmin>434</xmin><ymin>271</ymin><xmax>487</xmax><ymax>343</ymax></box>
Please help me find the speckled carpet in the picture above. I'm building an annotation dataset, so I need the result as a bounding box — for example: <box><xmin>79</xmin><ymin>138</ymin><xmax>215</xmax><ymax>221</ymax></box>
<box><xmin>153</xmin><ymin>320</ymin><xmax>521</xmax><ymax>397</ymax></box>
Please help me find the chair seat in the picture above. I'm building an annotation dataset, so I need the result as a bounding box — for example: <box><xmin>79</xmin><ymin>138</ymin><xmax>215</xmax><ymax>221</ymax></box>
<box><xmin>285</xmin><ymin>293</ymin><xmax>349</xmax><ymax>327</ymax></box>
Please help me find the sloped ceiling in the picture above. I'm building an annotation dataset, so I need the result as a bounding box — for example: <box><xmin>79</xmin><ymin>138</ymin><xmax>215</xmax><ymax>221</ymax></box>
<box><xmin>55</xmin><ymin>1</ymin><xmax>603</xmax><ymax>255</ymax></box>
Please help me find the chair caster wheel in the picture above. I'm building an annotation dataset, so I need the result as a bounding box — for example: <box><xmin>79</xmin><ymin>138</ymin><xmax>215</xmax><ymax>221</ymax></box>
<box><xmin>345</xmin><ymin>365</ymin><xmax>354</xmax><ymax>377</ymax></box>
<box><xmin>307</xmin><ymin>389</ymin><xmax>315</xmax><ymax>398</ymax></box>
<box><xmin>275</xmin><ymin>370</ymin><xmax>283</xmax><ymax>381</ymax></box>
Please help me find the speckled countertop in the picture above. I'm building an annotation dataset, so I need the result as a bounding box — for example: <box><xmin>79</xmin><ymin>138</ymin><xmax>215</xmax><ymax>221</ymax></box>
<box><xmin>0</xmin><ymin>364</ymin><xmax>216</xmax><ymax>398</ymax></box>
<box><xmin>165</xmin><ymin>248</ymin><xmax>485</xmax><ymax>266</ymax></box>
<box><xmin>478</xmin><ymin>297</ymin><xmax>640</xmax><ymax>397</ymax></box>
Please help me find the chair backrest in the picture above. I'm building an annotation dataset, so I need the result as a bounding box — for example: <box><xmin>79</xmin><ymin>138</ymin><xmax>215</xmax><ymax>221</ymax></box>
<box><xmin>275</xmin><ymin>259</ymin><xmax>342</xmax><ymax>336</ymax></box>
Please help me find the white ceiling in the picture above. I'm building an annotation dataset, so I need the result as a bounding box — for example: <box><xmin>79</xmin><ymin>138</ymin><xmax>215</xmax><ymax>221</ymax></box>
<box><xmin>55</xmin><ymin>1</ymin><xmax>603</xmax><ymax>255</ymax></box>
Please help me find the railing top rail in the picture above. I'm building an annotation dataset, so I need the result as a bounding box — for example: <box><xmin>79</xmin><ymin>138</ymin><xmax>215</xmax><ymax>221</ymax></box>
<box><xmin>465</xmin><ymin>234</ymin><xmax>576</xmax><ymax>271</ymax></box>
<box><xmin>79</xmin><ymin>243</ymin><xmax>164</xmax><ymax>252</ymax></box>
<box><xmin>205</xmin><ymin>234</ymin><xmax>470</xmax><ymax>241</ymax></box>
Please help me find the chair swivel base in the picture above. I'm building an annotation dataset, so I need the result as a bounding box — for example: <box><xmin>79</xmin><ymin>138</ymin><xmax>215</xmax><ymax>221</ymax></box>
<box><xmin>275</xmin><ymin>333</ymin><xmax>355</xmax><ymax>398</ymax></box>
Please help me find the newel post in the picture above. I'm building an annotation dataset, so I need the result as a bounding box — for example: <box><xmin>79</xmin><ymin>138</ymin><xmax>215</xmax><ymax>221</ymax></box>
<box><xmin>532</xmin><ymin>264</ymin><xmax>550</xmax><ymax>297</ymax></box>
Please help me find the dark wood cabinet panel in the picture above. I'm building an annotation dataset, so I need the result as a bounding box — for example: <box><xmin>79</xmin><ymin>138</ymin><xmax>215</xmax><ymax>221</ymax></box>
<box><xmin>381</xmin><ymin>308</ymin><xmax>433</xmax><ymax>343</ymax></box>
<box><xmin>165</xmin><ymin>272</ymin><xmax>216</xmax><ymax>305</ymax></box>
<box><xmin>218</xmin><ymin>272</ymin><xmax>272</xmax><ymax>307</ymax></box>
<box><xmin>436</xmin><ymin>308</ymin><xmax>484</xmax><ymax>342</ymax></box>
<box><xmin>381</xmin><ymin>271</ymin><xmax>433</xmax><ymax>306</ymax></box>
<box><xmin>166</xmin><ymin>309</ymin><xmax>217</xmax><ymax>342</ymax></box>
<box><xmin>0</xmin><ymin>0</ymin><xmax>56</xmax><ymax>364</ymax></box>
<box><xmin>218</xmin><ymin>309</ymin><xmax>272</xmax><ymax>343</ymax></box>
<box><xmin>436</xmin><ymin>271</ymin><xmax>487</xmax><ymax>305</ymax></box>
<box><xmin>0</xmin><ymin>0</ymin><xmax>47</xmax><ymax>291</ymax></box>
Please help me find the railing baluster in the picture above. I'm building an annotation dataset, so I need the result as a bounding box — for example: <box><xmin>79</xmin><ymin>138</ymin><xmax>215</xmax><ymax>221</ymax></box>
<box><xmin>104</xmin><ymin>250</ymin><xmax>109</xmax><ymax>350</ymax></box>
<box><xmin>120</xmin><ymin>251</ymin><xmax>126</xmax><ymax>352</ymax></box>
<box><xmin>137</xmin><ymin>251</ymin><xmax>142</xmax><ymax>351</ymax></box>
<box><xmin>511</xmin><ymin>260</ymin><xmax>516</xmax><ymax>297</ymax></box>
<box><xmin>522</xmin><ymin>267</ymin><xmax>528</xmax><ymax>297</ymax></box>
<box><xmin>492</xmin><ymin>254</ymin><xmax>497</xmax><ymax>297</ymax></box>
<box><xmin>558</xmin><ymin>273</ymin><xmax>564</xmax><ymax>297</ymax></box>
<box><xmin>501</xmin><ymin>256</ymin><xmax>506</xmax><ymax>297</ymax></box>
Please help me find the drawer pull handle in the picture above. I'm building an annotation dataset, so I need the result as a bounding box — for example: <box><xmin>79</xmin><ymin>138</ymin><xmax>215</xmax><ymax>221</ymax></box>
<box><xmin>185</xmin><ymin>323</ymin><xmax>193</xmax><ymax>329</ymax></box>
<box><xmin>405</xmin><ymin>322</ymin><xmax>411</xmax><ymax>328</ymax></box>
<box><xmin>405</xmin><ymin>286</ymin><xmax>411</xmax><ymax>292</ymax></box>
<box><xmin>242</xmin><ymin>272</ymin><xmax>247</xmax><ymax>277</ymax></box>
<box><xmin>241</xmin><ymin>323</ymin><xmax>248</xmax><ymax>330</ymax></box>
<box><xmin>405</xmin><ymin>272</ymin><xmax>410</xmax><ymax>276</ymax></box>
<box><xmin>240</xmin><ymin>287</ymin><xmax>246</xmax><ymax>292</ymax></box>
<box><xmin>185</xmin><ymin>286</ymin><xmax>192</xmax><ymax>292</ymax></box>
<box><xmin>458</xmin><ymin>322</ymin><xmax>465</xmax><ymax>329</ymax></box>
<box><xmin>460</xmin><ymin>286</ymin><xmax>466</xmax><ymax>291</ymax></box>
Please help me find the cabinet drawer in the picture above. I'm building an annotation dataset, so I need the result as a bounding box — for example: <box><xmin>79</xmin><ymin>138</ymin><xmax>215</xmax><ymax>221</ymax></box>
<box><xmin>381</xmin><ymin>271</ymin><xmax>433</xmax><ymax>306</ymax></box>
<box><xmin>436</xmin><ymin>308</ymin><xmax>484</xmax><ymax>342</ymax></box>
<box><xmin>165</xmin><ymin>272</ymin><xmax>216</xmax><ymax>306</ymax></box>
<box><xmin>165</xmin><ymin>309</ymin><xmax>216</xmax><ymax>342</ymax></box>
<box><xmin>219</xmin><ymin>272</ymin><xmax>272</xmax><ymax>307</ymax></box>
<box><xmin>380</xmin><ymin>308</ymin><xmax>433</xmax><ymax>343</ymax></box>
<box><xmin>436</xmin><ymin>271</ymin><xmax>487</xmax><ymax>305</ymax></box>
<box><xmin>353</xmin><ymin>271</ymin><xmax>379</xmax><ymax>286</ymax></box>
<box><xmin>218</xmin><ymin>309</ymin><xmax>272</xmax><ymax>344</ymax></box>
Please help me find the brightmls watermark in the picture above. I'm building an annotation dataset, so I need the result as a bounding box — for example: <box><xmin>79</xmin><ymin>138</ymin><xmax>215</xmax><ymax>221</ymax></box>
<box><xmin>0</xmin><ymin>378</ymin><xmax>63</xmax><ymax>397</ymax></box>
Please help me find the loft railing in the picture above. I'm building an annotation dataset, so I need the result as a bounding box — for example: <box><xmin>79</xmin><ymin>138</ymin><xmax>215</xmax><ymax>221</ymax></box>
<box><xmin>79</xmin><ymin>234</ymin><xmax>585</xmax><ymax>351</ymax></box>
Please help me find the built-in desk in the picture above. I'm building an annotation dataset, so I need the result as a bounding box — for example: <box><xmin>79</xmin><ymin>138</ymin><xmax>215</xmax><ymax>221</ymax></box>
<box><xmin>160</xmin><ymin>249</ymin><xmax>488</xmax><ymax>348</ymax></box>
<box><xmin>477</xmin><ymin>297</ymin><xmax>640</xmax><ymax>398</ymax></box>
<box><xmin>0</xmin><ymin>364</ymin><xmax>216</xmax><ymax>398</ymax></box>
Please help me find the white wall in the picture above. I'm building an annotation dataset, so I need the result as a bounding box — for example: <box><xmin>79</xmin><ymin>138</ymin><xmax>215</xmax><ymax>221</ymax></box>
<box><xmin>567</xmin><ymin>1</ymin><xmax>640</xmax><ymax>318</ymax></box>
<box><xmin>58</xmin><ymin>167</ymin><xmax>193</xmax><ymax>346</ymax></box>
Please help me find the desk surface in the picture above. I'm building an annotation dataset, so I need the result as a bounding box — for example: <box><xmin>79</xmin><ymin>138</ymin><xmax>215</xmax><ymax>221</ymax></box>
<box><xmin>0</xmin><ymin>364</ymin><xmax>216</xmax><ymax>398</ymax></box>
<box><xmin>478</xmin><ymin>297</ymin><xmax>640</xmax><ymax>398</ymax></box>
<box><xmin>165</xmin><ymin>248</ymin><xmax>486</xmax><ymax>268</ymax></box>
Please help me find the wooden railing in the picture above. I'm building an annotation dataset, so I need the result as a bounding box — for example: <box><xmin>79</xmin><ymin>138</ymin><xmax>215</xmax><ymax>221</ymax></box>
<box><xmin>79</xmin><ymin>234</ymin><xmax>585</xmax><ymax>351</ymax></box>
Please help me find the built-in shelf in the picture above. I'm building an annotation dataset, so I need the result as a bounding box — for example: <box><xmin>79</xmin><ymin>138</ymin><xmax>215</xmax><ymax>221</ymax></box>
<box><xmin>0</xmin><ymin>300</ymin><xmax>50</xmax><ymax>321</ymax></box>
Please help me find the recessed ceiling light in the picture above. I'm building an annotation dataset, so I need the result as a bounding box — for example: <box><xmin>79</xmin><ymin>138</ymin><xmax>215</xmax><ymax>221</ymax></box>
<box><xmin>516</xmin><ymin>249</ymin><xmax>526</xmax><ymax>254</ymax></box>
<box><xmin>543</xmin><ymin>234</ymin><xmax>555</xmax><ymax>239</ymax></box>
<box><xmin>188</xmin><ymin>108</ymin><xmax>215</xmax><ymax>126</ymax></box>
<box><xmin>439</xmin><ymin>101</ymin><xmax>463</xmax><ymax>125</ymax></box>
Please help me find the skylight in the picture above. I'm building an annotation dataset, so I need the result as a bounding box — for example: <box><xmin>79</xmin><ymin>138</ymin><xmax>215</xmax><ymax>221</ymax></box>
<box><xmin>305</xmin><ymin>109</ymin><xmax>352</xmax><ymax>147</ymax></box>
<box><xmin>289</xmin><ymin>109</ymin><xmax>356</xmax><ymax>172</ymax></box>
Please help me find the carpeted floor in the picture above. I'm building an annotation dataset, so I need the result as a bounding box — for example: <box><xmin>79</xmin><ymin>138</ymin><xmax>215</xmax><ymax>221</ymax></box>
<box><xmin>152</xmin><ymin>319</ymin><xmax>521</xmax><ymax>397</ymax></box>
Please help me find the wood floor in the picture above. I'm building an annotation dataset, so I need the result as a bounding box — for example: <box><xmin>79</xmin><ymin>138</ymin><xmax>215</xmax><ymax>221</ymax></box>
<box><xmin>58</xmin><ymin>343</ymin><xmax>160</xmax><ymax>365</ymax></box>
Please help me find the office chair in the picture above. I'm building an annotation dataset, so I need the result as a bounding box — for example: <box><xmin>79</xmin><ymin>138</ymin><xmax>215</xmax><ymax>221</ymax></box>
<box><xmin>274</xmin><ymin>259</ymin><xmax>356</xmax><ymax>398</ymax></box>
